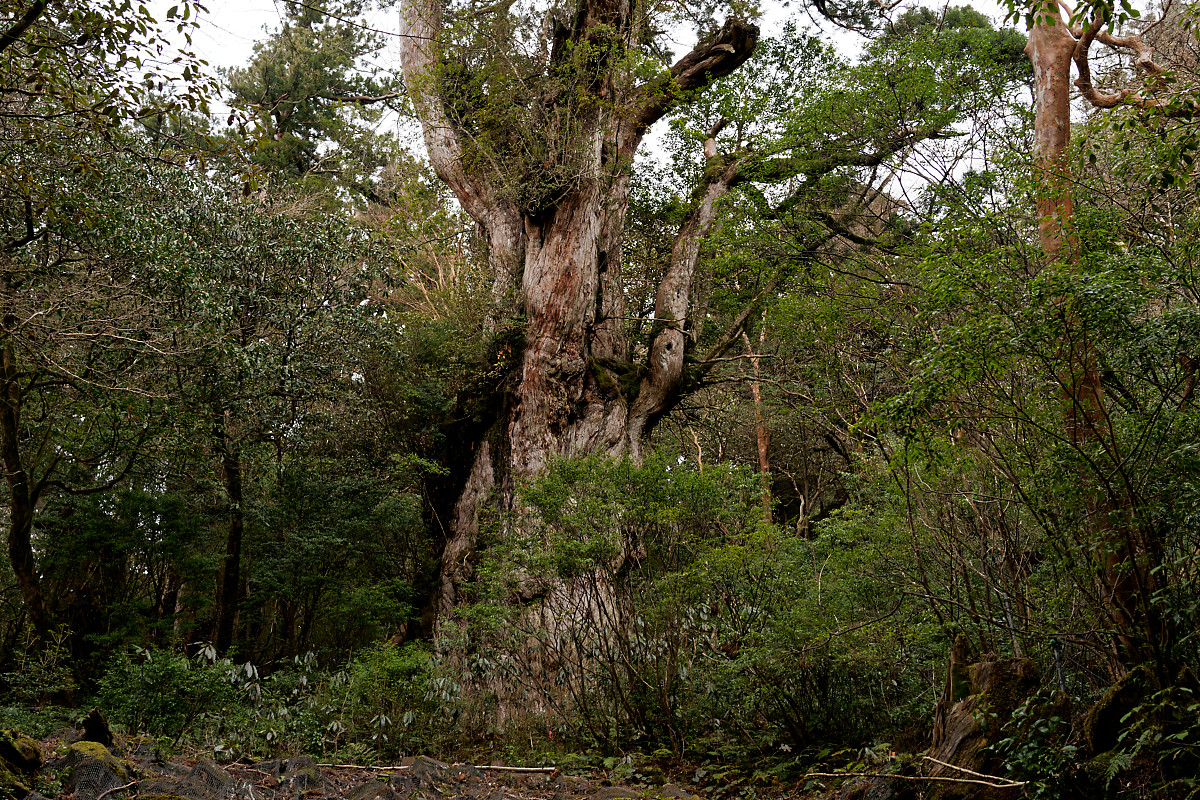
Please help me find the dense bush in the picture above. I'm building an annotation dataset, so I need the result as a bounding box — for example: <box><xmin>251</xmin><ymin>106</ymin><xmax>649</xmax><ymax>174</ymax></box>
<box><xmin>93</xmin><ymin>642</ymin><xmax>444</xmax><ymax>760</ymax></box>
<box><xmin>450</xmin><ymin>454</ymin><xmax>941</xmax><ymax>760</ymax></box>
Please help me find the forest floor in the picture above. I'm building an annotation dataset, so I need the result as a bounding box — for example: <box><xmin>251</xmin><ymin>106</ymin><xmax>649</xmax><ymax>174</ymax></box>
<box><xmin>21</xmin><ymin>729</ymin><xmax>806</xmax><ymax>800</ymax></box>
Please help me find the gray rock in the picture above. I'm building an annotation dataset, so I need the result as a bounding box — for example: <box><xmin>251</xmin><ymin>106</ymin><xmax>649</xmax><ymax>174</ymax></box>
<box><xmin>282</xmin><ymin>755</ymin><xmax>323</xmax><ymax>793</ymax></box>
<box><xmin>249</xmin><ymin>759</ymin><xmax>282</xmax><ymax>779</ymax></box>
<box><xmin>521</xmin><ymin>773</ymin><xmax>551</xmax><ymax>788</ymax></box>
<box><xmin>410</xmin><ymin>755</ymin><xmax>449</xmax><ymax>789</ymax></box>
<box><xmin>348</xmin><ymin>778</ymin><xmax>399</xmax><ymax>800</ymax></box>
<box><xmin>451</xmin><ymin>762</ymin><xmax>481</xmax><ymax>781</ymax></box>
<box><xmin>64</xmin><ymin>742</ymin><xmax>135</xmax><ymax>800</ymax></box>
<box><xmin>588</xmin><ymin>787</ymin><xmax>641</xmax><ymax>800</ymax></box>
<box><xmin>138</xmin><ymin>758</ymin><xmax>232</xmax><ymax>800</ymax></box>
<box><xmin>554</xmin><ymin>774</ymin><xmax>593</xmax><ymax>800</ymax></box>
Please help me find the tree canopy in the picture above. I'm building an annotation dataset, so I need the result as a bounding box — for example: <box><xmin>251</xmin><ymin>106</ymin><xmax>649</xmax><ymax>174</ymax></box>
<box><xmin>0</xmin><ymin>1</ymin><xmax>1198</xmax><ymax>797</ymax></box>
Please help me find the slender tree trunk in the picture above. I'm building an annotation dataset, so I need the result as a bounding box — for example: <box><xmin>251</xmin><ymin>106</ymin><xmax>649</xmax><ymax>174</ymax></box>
<box><xmin>211</xmin><ymin>404</ymin><xmax>244</xmax><ymax>655</ymax></box>
<box><xmin>0</xmin><ymin>336</ymin><xmax>49</xmax><ymax>640</ymax></box>
<box><xmin>1025</xmin><ymin>2</ymin><xmax>1161</xmax><ymax>666</ymax></box>
<box><xmin>743</xmin><ymin>327</ymin><xmax>772</xmax><ymax>523</ymax></box>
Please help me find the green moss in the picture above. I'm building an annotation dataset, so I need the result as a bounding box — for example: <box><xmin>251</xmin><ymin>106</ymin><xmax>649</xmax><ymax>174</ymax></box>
<box><xmin>589</xmin><ymin>358</ymin><xmax>620</xmax><ymax>395</ymax></box>
<box><xmin>1083</xmin><ymin>665</ymin><xmax>1155</xmax><ymax>755</ymax></box>
<box><xmin>0</xmin><ymin>730</ymin><xmax>41</xmax><ymax>773</ymax></box>
<box><xmin>0</xmin><ymin>759</ymin><xmax>30</xmax><ymax>800</ymax></box>
<box><xmin>67</xmin><ymin>740</ymin><xmax>134</xmax><ymax>782</ymax></box>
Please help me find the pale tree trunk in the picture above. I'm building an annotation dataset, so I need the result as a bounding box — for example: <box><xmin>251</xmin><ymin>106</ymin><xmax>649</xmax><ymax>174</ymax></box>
<box><xmin>1024</xmin><ymin>0</ymin><xmax>1170</xmax><ymax>667</ymax></box>
<box><xmin>742</xmin><ymin>325</ymin><xmax>772</xmax><ymax>524</ymax></box>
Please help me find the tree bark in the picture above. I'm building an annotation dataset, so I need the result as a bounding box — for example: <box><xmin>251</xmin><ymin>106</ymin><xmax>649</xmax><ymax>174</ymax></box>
<box><xmin>399</xmin><ymin>0</ymin><xmax>760</xmax><ymax>625</ymax></box>
<box><xmin>0</xmin><ymin>339</ymin><xmax>50</xmax><ymax>640</ymax></box>
<box><xmin>1024</xmin><ymin>0</ymin><xmax>1164</xmax><ymax>667</ymax></box>
<box><xmin>743</xmin><ymin>326</ymin><xmax>772</xmax><ymax>523</ymax></box>
<box><xmin>212</xmin><ymin>404</ymin><xmax>244</xmax><ymax>655</ymax></box>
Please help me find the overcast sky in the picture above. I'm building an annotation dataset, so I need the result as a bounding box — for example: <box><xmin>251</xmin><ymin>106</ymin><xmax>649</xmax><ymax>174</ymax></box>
<box><xmin>180</xmin><ymin>0</ymin><xmax>1020</xmax><ymax>75</ymax></box>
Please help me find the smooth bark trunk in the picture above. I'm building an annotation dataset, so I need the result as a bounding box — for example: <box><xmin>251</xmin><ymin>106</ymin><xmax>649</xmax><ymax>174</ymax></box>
<box><xmin>1025</xmin><ymin>1</ymin><xmax>1162</xmax><ymax>666</ymax></box>
<box><xmin>743</xmin><ymin>327</ymin><xmax>772</xmax><ymax>523</ymax></box>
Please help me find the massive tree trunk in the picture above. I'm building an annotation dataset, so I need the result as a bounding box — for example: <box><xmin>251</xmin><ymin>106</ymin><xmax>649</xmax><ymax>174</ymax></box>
<box><xmin>399</xmin><ymin>0</ymin><xmax>760</xmax><ymax>625</ymax></box>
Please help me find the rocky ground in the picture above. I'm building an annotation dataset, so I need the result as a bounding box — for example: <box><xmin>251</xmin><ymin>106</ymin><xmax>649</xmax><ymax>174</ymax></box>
<box><xmin>1</xmin><ymin>724</ymin><xmax>711</xmax><ymax>800</ymax></box>
<box><xmin>3</xmin><ymin>652</ymin><xmax>1053</xmax><ymax>800</ymax></box>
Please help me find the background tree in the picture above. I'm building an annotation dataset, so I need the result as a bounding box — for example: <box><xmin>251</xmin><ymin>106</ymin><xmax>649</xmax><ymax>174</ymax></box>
<box><xmin>227</xmin><ymin>0</ymin><xmax>403</xmax><ymax>206</ymax></box>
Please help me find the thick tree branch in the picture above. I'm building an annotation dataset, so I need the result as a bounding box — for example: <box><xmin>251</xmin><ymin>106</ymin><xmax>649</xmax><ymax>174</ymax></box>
<box><xmin>398</xmin><ymin>0</ymin><xmax>493</xmax><ymax>224</ymax></box>
<box><xmin>398</xmin><ymin>0</ymin><xmax>522</xmax><ymax>313</ymax></box>
<box><xmin>1074</xmin><ymin>18</ymin><xmax>1131</xmax><ymax>108</ymax></box>
<box><xmin>1072</xmin><ymin>10</ymin><xmax>1199</xmax><ymax>116</ymax></box>
<box><xmin>628</xmin><ymin>153</ymin><xmax>742</xmax><ymax>453</ymax></box>
<box><xmin>0</xmin><ymin>0</ymin><xmax>46</xmax><ymax>56</ymax></box>
<box><xmin>633</xmin><ymin>18</ymin><xmax>759</xmax><ymax>136</ymax></box>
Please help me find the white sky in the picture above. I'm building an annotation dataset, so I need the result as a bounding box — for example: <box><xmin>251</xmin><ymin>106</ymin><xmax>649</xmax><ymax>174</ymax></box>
<box><xmin>177</xmin><ymin>0</ymin><xmax>1017</xmax><ymax>81</ymax></box>
<box><xmin>170</xmin><ymin>0</ymin><xmax>1016</xmax><ymax>164</ymax></box>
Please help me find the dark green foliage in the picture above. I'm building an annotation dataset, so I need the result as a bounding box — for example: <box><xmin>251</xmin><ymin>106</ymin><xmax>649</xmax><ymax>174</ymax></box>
<box><xmin>226</xmin><ymin>0</ymin><xmax>402</xmax><ymax>204</ymax></box>
<box><xmin>93</xmin><ymin>642</ymin><xmax>444</xmax><ymax>760</ymax></box>
<box><xmin>98</xmin><ymin>648</ymin><xmax>236</xmax><ymax>743</ymax></box>
<box><xmin>451</xmin><ymin>455</ymin><xmax>938</xmax><ymax>759</ymax></box>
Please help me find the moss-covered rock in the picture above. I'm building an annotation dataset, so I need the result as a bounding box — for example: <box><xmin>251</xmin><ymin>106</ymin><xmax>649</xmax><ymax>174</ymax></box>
<box><xmin>0</xmin><ymin>731</ymin><xmax>41</xmax><ymax>774</ymax></box>
<box><xmin>282</xmin><ymin>755</ymin><xmax>323</xmax><ymax>792</ymax></box>
<box><xmin>0</xmin><ymin>758</ymin><xmax>31</xmax><ymax>800</ymax></box>
<box><xmin>1082</xmin><ymin>665</ymin><xmax>1155</xmax><ymax>755</ymax></box>
<box><xmin>65</xmin><ymin>740</ymin><xmax>136</xmax><ymax>800</ymax></box>
<box><xmin>65</xmin><ymin>741</ymin><xmax>130</xmax><ymax>778</ymax></box>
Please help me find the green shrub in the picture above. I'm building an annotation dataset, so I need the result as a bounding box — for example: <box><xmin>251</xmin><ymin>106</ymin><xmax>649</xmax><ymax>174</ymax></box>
<box><xmin>98</xmin><ymin>646</ymin><xmax>237</xmax><ymax>742</ymax></box>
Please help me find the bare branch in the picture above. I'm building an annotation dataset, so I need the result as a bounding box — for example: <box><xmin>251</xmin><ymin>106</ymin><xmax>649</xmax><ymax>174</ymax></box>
<box><xmin>318</xmin><ymin>91</ymin><xmax>403</xmax><ymax>104</ymax></box>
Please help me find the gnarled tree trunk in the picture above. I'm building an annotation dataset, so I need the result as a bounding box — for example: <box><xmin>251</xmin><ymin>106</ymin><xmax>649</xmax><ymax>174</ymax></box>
<box><xmin>399</xmin><ymin>0</ymin><xmax>760</xmax><ymax>629</ymax></box>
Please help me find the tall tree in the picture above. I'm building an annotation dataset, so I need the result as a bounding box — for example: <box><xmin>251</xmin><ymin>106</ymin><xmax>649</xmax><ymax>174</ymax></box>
<box><xmin>227</xmin><ymin>0</ymin><xmax>402</xmax><ymax>205</ymax></box>
<box><xmin>399</xmin><ymin>0</ymin><xmax>1030</xmax><ymax>668</ymax></box>
<box><xmin>0</xmin><ymin>0</ymin><xmax>212</xmax><ymax>640</ymax></box>
<box><xmin>1019</xmin><ymin>0</ymin><xmax>1190</xmax><ymax>668</ymax></box>
<box><xmin>399</xmin><ymin>0</ymin><xmax>760</xmax><ymax>621</ymax></box>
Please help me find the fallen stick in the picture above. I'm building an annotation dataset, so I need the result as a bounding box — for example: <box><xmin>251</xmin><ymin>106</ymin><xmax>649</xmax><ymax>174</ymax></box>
<box><xmin>802</xmin><ymin>772</ymin><xmax>1026</xmax><ymax>789</ymax></box>
<box><xmin>315</xmin><ymin>763</ymin><xmax>558</xmax><ymax>773</ymax></box>
<box><xmin>95</xmin><ymin>781</ymin><xmax>138</xmax><ymax>800</ymax></box>
<box><xmin>922</xmin><ymin>755</ymin><xmax>1022</xmax><ymax>785</ymax></box>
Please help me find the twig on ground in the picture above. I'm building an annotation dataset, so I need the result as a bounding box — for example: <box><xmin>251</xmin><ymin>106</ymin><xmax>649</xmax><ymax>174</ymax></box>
<box><xmin>802</xmin><ymin>771</ymin><xmax>1026</xmax><ymax>789</ymax></box>
<box><xmin>315</xmin><ymin>763</ymin><xmax>559</xmax><ymax>773</ymax></box>
<box><xmin>923</xmin><ymin>755</ymin><xmax>1023</xmax><ymax>785</ymax></box>
<box><xmin>95</xmin><ymin>781</ymin><xmax>137</xmax><ymax>800</ymax></box>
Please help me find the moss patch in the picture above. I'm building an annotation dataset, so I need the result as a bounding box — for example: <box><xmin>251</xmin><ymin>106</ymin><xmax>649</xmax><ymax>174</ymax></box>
<box><xmin>66</xmin><ymin>740</ymin><xmax>134</xmax><ymax>782</ymax></box>
<box><xmin>0</xmin><ymin>759</ymin><xmax>30</xmax><ymax>800</ymax></box>
<box><xmin>0</xmin><ymin>730</ymin><xmax>40</xmax><ymax>774</ymax></box>
<box><xmin>1083</xmin><ymin>665</ymin><xmax>1155</xmax><ymax>755</ymax></box>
